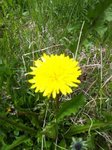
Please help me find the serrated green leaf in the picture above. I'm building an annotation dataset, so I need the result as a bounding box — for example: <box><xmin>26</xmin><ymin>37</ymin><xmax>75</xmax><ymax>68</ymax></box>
<box><xmin>2</xmin><ymin>135</ymin><xmax>29</xmax><ymax>150</ymax></box>
<box><xmin>66</xmin><ymin>120</ymin><xmax>112</xmax><ymax>136</ymax></box>
<box><xmin>0</xmin><ymin>114</ymin><xmax>36</xmax><ymax>136</ymax></box>
<box><xmin>56</xmin><ymin>94</ymin><xmax>85</xmax><ymax>123</ymax></box>
<box><xmin>105</xmin><ymin>6</ymin><xmax>112</xmax><ymax>22</ymax></box>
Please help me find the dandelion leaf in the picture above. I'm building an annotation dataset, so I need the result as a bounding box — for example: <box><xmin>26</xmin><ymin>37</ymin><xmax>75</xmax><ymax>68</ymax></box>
<box><xmin>56</xmin><ymin>94</ymin><xmax>85</xmax><ymax>123</ymax></box>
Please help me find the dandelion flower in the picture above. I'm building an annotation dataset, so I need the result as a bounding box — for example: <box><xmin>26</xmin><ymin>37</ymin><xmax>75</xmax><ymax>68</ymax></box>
<box><xmin>28</xmin><ymin>53</ymin><xmax>81</xmax><ymax>99</ymax></box>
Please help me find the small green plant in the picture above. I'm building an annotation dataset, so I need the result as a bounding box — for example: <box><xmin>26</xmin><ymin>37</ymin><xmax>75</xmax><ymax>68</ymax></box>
<box><xmin>70</xmin><ymin>138</ymin><xmax>87</xmax><ymax>150</ymax></box>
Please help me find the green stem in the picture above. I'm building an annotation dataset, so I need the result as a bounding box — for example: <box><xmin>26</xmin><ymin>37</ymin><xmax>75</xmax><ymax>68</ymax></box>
<box><xmin>56</xmin><ymin>97</ymin><xmax>59</xmax><ymax>110</ymax></box>
<box><xmin>55</xmin><ymin>94</ymin><xmax>61</xmax><ymax>110</ymax></box>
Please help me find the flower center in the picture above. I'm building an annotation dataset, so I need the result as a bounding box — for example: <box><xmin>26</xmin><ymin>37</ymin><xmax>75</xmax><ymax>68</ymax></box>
<box><xmin>50</xmin><ymin>73</ymin><xmax>59</xmax><ymax>82</ymax></box>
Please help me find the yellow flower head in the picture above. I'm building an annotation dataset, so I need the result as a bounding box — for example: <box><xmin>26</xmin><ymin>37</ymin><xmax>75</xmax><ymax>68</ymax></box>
<box><xmin>28</xmin><ymin>53</ymin><xmax>81</xmax><ymax>99</ymax></box>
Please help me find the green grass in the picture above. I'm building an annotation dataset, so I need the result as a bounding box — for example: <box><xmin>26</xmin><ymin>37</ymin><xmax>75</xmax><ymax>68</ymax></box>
<box><xmin>0</xmin><ymin>0</ymin><xmax>112</xmax><ymax>149</ymax></box>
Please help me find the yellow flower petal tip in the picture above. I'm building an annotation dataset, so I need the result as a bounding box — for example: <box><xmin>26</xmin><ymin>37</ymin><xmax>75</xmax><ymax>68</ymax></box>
<box><xmin>28</xmin><ymin>53</ymin><xmax>82</xmax><ymax>99</ymax></box>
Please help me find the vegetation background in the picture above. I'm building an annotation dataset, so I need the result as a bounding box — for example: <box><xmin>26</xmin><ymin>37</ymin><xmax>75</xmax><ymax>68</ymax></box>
<box><xmin>0</xmin><ymin>0</ymin><xmax>112</xmax><ymax>149</ymax></box>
